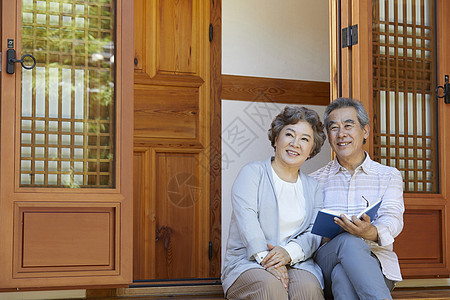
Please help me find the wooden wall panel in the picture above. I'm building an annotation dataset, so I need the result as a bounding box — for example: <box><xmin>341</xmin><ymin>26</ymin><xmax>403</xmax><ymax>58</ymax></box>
<box><xmin>134</xmin><ymin>0</ymin><xmax>204</xmax><ymax>79</ymax></box>
<box><xmin>395</xmin><ymin>209</ymin><xmax>442</xmax><ymax>264</ymax></box>
<box><xmin>133</xmin><ymin>149</ymin><xmax>210</xmax><ymax>280</ymax></box>
<box><xmin>159</xmin><ymin>0</ymin><xmax>198</xmax><ymax>74</ymax></box>
<box><xmin>393</xmin><ymin>202</ymin><xmax>449</xmax><ymax>277</ymax></box>
<box><xmin>22</xmin><ymin>212</ymin><xmax>111</xmax><ymax>267</ymax></box>
<box><xmin>154</xmin><ymin>152</ymin><xmax>204</xmax><ymax>278</ymax></box>
<box><xmin>13</xmin><ymin>204</ymin><xmax>118</xmax><ymax>278</ymax></box>
<box><xmin>134</xmin><ymin>85</ymin><xmax>199</xmax><ymax>140</ymax></box>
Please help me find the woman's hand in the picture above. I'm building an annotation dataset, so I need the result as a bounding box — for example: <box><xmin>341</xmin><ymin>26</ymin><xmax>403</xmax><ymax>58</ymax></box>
<box><xmin>266</xmin><ymin>265</ymin><xmax>289</xmax><ymax>289</ymax></box>
<box><xmin>261</xmin><ymin>243</ymin><xmax>291</xmax><ymax>269</ymax></box>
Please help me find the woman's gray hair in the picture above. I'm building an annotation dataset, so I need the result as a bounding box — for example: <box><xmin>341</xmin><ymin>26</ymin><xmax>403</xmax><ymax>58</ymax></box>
<box><xmin>268</xmin><ymin>106</ymin><xmax>326</xmax><ymax>159</ymax></box>
<box><xmin>324</xmin><ymin>98</ymin><xmax>370</xmax><ymax>131</ymax></box>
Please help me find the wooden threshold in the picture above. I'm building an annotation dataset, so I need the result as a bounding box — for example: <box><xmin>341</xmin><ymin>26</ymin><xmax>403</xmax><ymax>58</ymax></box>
<box><xmin>392</xmin><ymin>288</ymin><xmax>450</xmax><ymax>299</ymax></box>
<box><xmin>118</xmin><ymin>286</ymin><xmax>223</xmax><ymax>298</ymax></box>
<box><xmin>397</xmin><ymin>278</ymin><xmax>450</xmax><ymax>288</ymax></box>
<box><xmin>118</xmin><ymin>278</ymin><xmax>223</xmax><ymax>298</ymax></box>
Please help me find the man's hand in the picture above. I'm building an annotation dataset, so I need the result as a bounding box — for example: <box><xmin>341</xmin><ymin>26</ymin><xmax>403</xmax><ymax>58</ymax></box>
<box><xmin>261</xmin><ymin>243</ymin><xmax>291</xmax><ymax>269</ymax></box>
<box><xmin>335</xmin><ymin>213</ymin><xmax>378</xmax><ymax>242</ymax></box>
<box><xmin>266</xmin><ymin>265</ymin><xmax>289</xmax><ymax>289</ymax></box>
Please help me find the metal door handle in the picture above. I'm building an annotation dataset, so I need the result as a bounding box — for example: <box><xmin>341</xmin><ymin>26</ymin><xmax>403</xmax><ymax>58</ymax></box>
<box><xmin>436</xmin><ymin>75</ymin><xmax>450</xmax><ymax>104</ymax></box>
<box><xmin>155</xmin><ymin>225</ymin><xmax>172</xmax><ymax>251</ymax></box>
<box><xmin>6</xmin><ymin>49</ymin><xmax>36</xmax><ymax>74</ymax></box>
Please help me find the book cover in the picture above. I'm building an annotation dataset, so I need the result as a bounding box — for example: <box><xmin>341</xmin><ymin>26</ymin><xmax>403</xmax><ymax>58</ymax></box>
<box><xmin>311</xmin><ymin>198</ymin><xmax>382</xmax><ymax>239</ymax></box>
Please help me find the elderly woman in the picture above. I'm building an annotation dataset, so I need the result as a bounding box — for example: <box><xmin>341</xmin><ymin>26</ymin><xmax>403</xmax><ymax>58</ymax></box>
<box><xmin>221</xmin><ymin>106</ymin><xmax>327</xmax><ymax>300</ymax></box>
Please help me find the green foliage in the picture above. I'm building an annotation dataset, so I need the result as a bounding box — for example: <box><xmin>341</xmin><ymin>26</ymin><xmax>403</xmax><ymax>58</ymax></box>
<box><xmin>62</xmin><ymin>167</ymin><xmax>80</xmax><ymax>188</ymax></box>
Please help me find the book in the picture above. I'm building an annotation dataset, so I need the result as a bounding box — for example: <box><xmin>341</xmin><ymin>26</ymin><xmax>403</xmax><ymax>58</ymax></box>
<box><xmin>311</xmin><ymin>198</ymin><xmax>382</xmax><ymax>239</ymax></box>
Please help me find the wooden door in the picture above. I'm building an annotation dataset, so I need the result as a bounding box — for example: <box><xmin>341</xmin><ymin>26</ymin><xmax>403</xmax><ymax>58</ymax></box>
<box><xmin>330</xmin><ymin>0</ymin><xmax>450</xmax><ymax>278</ymax></box>
<box><xmin>133</xmin><ymin>0</ymin><xmax>214</xmax><ymax>280</ymax></box>
<box><xmin>0</xmin><ymin>0</ymin><xmax>134</xmax><ymax>289</ymax></box>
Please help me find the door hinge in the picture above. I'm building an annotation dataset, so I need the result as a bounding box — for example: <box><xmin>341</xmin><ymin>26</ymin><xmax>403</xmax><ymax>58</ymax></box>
<box><xmin>208</xmin><ymin>241</ymin><xmax>213</xmax><ymax>260</ymax></box>
<box><xmin>209</xmin><ymin>24</ymin><xmax>213</xmax><ymax>42</ymax></box>
<box><xmin>342</xmin><ymin>24</ymin><xmax>358</xmax><ymax>48</ymax></box>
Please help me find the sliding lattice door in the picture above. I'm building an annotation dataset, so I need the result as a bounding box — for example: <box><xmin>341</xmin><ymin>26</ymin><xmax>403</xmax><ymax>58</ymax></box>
<box><xmin>331</xmin><ymin>0</ymin><xmax>450</xmax><ymax>278</ymax></box>
<box><xmin>372</xmin><ymin>0</ymin><xmax>438</xmax><ymax>193</ymax></box>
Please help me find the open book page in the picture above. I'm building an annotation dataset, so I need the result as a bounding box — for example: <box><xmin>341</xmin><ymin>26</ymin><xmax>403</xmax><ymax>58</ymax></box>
<box><xmin>322</xmin><ymin>198</ymin><xmax>382</xmax><ymax>221</ymax></box>
<box><xmin>320</xmin><ymin>209</ymin><xmax>350</xmax><ymax>220</ymax></box>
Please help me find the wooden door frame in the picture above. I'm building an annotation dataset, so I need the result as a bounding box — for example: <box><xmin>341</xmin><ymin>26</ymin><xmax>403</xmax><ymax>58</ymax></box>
<box><xmin>437</xmin><ymin>0</ymin><xmax>450</xmax><ymax>279</ymax></box>
<box><xmin>329</xmin><ymin>0</ymin><xmax>373</xmax><ymax>153</ymax></box>
<box><xmin>209</xmin><ymin>0</ymin><xmax>222</xmax><ymax>278</ymax></box>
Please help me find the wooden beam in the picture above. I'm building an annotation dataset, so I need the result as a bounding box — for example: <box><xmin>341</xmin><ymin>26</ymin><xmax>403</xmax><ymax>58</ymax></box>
<box><xmin>222</xmin><ymin>75</ymin><xmax>330</xmax><ymax>106</ymax></box>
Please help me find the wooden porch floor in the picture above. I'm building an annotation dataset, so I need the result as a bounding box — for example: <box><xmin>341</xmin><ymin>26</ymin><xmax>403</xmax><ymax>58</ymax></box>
<box><xmin>391</xmin><ymin>288</ymin><xmax>450</xmax><ymax>299</ymax></box>
<box><xmin>86</xmin><ymin>287</ymin><xmax>450</xmax><ymax>300</ymax></box>
<box><xmin>85</xmin><ymin>278</ymin><xmax>450</xmax><ymax>299</ymax></box>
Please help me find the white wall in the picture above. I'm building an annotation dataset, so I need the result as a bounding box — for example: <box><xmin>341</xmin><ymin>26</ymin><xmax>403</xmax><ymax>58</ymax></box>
<box><xmin>221</xmin><ymin>0</ymin><xmax>331</xmax><ymax>268</ymax></box>
<box><xmin>222</xmin><ymin>0</ymin><xmax>330</xmax><ymax>82</ymax></box>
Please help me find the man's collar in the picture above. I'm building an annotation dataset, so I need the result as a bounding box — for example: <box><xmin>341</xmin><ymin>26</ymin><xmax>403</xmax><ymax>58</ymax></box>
<box><xmin>332</xmin><ymin>151</ymin><xmax>373</xmax><ymax>174</ymax></box>
<box><xmin>330</xmin><ymin>157</ymin><xmax>342</xmax><ymax>175</ymax></box>
<box><xmin>359</xmin><ymin>152</ymin><xmax>373</xmax><ymax>174</ymax></box>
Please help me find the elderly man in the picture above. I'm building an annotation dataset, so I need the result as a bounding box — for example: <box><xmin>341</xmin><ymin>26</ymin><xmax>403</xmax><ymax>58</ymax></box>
<box><xmin>311</xmin><ymin>98</ymin><xmax>404</xmax><ymax>300</ymax></box>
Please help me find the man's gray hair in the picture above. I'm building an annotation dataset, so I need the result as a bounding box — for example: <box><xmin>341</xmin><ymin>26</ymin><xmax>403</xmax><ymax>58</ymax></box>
<box><xmin>324</xmin><ymin>97</ymin><xmax>370</xmax><ymax>131</ymax></box>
